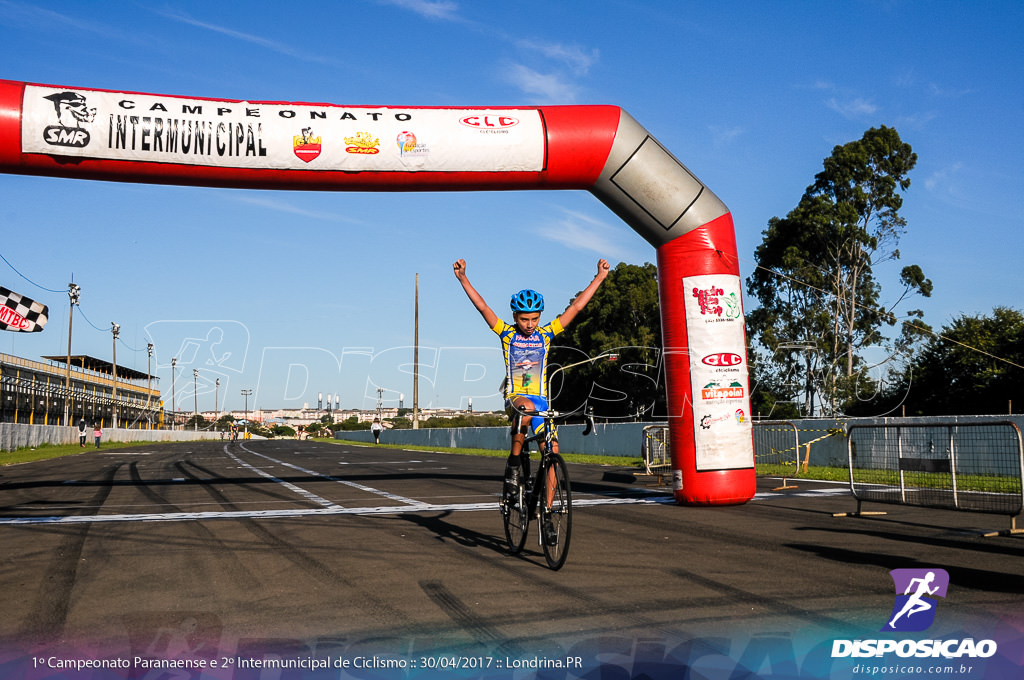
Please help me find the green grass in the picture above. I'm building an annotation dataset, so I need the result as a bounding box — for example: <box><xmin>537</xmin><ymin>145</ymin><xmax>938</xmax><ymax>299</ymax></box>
<box><xmin>14</xmin><ymin>438</ymin><xmax>1013</xmax><ymax>495</ymax></box>
<box><xmin>0</xmin><ymin>440</ymin><xmax>176</xmax><ymax>466</ymax></box>
<box><xmin>847</xmin><ymin>468</ymin><xmax>1021</xmax><ymax>494</ymax></box>
<box><xmin>317</xmin><ymin>438</ymin><xmax>643</xmax><ymax>467</ymax></box>
<box><xmin>756</xmin><ymin>463</ymin><xmax>849</xmax><ymax>482</ymax></box>
<box><xmin>757</xmin><ymin>462</ymin><xmax>1022</xmax><ymax>494</ymax></box>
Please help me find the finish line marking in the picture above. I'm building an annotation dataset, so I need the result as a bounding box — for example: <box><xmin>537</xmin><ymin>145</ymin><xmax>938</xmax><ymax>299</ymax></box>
<box><xmin>0</xmin><ymin>495</ymin><xmax>670</xmax><ymax>525</ymax></box>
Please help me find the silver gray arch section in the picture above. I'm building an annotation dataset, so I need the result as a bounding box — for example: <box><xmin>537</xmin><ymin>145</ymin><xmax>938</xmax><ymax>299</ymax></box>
<box><xmin>590</xmin><ymin>110</ymin><xmax>729</xmax><ymax>248</ymax></box>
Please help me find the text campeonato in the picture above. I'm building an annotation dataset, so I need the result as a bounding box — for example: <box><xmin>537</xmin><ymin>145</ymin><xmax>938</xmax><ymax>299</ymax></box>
<box><xmin>115</xmin><ymin>99</ymin><xmax>414</xmax><ymax>122</ymax></box>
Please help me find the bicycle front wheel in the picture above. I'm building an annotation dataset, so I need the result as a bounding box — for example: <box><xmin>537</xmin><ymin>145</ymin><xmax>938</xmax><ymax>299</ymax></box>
<box><xmin>501</xmin><ymin>461</ymin><xmax>529</xmax><ymax>554</ymax></box>
<box><xmin>539</xmin><ymin>453</ymin><xmax>572</xmax><ymax>570</ymax></box>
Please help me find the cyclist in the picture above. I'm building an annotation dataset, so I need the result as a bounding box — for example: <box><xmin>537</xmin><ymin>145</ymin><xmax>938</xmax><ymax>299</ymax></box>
<box><xmin>453</xmin><ymin>258</ymin><xmax>610</xmax><ymax>539</ymax></box>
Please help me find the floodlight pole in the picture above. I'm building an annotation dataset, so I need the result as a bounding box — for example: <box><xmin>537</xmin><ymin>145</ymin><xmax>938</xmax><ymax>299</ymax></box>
<box><xmin>146</xmin><ymin>343</ymin><xmax>153</xmax><ymax>429</ymax></box>
<box><xmin>171</xmin><ymin>358</ymin><xmax>177</xmax><ymax>430</ymax></box>
<box><xmin>110</xmin><ymin>322</ymin><xmax>120</xmax><ymax>429</ymax></box>
<box><xmin>193</xmin><ymin>369</ymin><xmax>199</xmax><ymax>431</ymax></box>
<box><xmin>413</xmin><ymin>272</ymin><xmax>419</xmax><ymax>429</ymax></box>
<box><xmin>64</xmin><ymin>282</ymin><xmax>80</xmax><ymax>426</ymax></box>
<box><xmin>241</xmin><ymin>389</ymin><xmax>252</xmax><ymax>437</ymax></box>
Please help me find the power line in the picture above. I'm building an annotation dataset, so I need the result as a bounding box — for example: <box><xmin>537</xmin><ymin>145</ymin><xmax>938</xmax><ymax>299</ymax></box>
<box><xmin>741</xmin><ymin>255</ymin><xmax>1024</xmax><ymax>372</ymax></box>
<box><xmin>0</xmin><ymin>250</ymin><xmax>66</xmax><ymax>293</ymax></box>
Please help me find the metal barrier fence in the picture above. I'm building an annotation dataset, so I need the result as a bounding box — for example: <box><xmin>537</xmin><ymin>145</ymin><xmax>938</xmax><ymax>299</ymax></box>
<box><xmin>752</xmin><ymin>420</ymin><xmax>801</xmax><ymax>489</ymax></box>
<box><xmin>843</xmin><ymin>421</ymin><xmax>1023</xmax><ymax>534</ymax></box>
<box><xmin>752</xmin><ymin>420</ymin><xmax>801</xmax><ymax>469</ymax></box>
<box><xmin>641</xmin><ymin>424</ymin><xmax>670</xmax><ymax>475</ymax></box>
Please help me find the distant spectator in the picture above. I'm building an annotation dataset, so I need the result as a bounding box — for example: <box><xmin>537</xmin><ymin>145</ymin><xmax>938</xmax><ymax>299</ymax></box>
<box><xmin>93</xmin><ymin>424</ymin><xmax>102</xmax><ymax>448</ymax></box>
<box><xmin>78</xmin><ymin>419</ymin><xmax>88</xmax><ymax>448</ymax></box>
<box><xmin>371</xmin><ymin>418</ymin><xmax>383</xmax><ymax>445</ymax></box>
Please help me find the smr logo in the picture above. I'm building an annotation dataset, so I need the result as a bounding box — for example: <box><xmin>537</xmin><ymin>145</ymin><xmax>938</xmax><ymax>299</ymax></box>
<box><xmin>42</xmin><ymin>91</ymin><xmax>95</xmax><ymax>148</ymax></box>
<box><xmin>883</xmin><ymin>568</ymin><xmax>949</xmax><ymax>632</ymax></box>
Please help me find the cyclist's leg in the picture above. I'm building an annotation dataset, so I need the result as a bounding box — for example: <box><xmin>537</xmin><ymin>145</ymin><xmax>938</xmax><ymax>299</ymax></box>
<box><xmin>506</xmin><ymin>396</ymin><xmax>537</xmax><ymax>480</ymax></box>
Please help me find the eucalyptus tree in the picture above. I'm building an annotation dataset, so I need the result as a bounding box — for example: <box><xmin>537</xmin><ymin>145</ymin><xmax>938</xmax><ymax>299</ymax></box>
<box><xmin>747</xmin><ymin>126</ymin><xmax>932</xmax><ymax>414</ymax></box>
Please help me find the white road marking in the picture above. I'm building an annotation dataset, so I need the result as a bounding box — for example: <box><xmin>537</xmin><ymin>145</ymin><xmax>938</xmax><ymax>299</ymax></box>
<box><xmin>239</xmin><ymin>443</ymin><xmax>428</xmax><ymax>508</ymax></box>
<box><xmin>225</xmin><ymin>447</ymin><xmax>340</xmax><ymax>509</ymax></box>
<box><xmin>753</xmin><ymin>487</ymin><xmax>851</xmax><ymax>499</ymax></box>
<box><xmin>0</xmin><ymin>495</ymin><xmax>670</xmax><ymax>525</ymax></box>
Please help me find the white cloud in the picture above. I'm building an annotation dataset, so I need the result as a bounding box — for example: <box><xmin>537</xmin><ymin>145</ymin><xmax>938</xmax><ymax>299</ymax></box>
<box><xmin>708</xmin><ymin>124</ymin><xmax>745</xmax><ymax>146</ymax></box>
<box><xmin>156</xmin><ymin>9</ymin><xmax>337</xmax><ymax>65</ymax></box>
<box><xmin>378</xmin><ymin>0</ymin><xmax>461</xmax><ymax>21</ymax></box>
<box><xmin>375</xmin><ymin>1</ymin><xmax>599</xmax><ymax>102</ymax></box>
<box><xmin>924</xmin><ymin>162</ymin><xmax>964</xmax><ymax>196</ymax></box>
<box><xmin>505</xmin><ymin>64</ymin><xmax>579</xmax><ymax>104</ymax></box>
<box><xmin>224</xmin><ymin>194</ymin><xmax>365</xmax><ymax>224</ymax></box>
<box><xmin>535</xmin><ymin>209</ymin><xmax>634</xmax><ymax>260</ymax></box>
<box><xmin>826</xmin><ymin>96</ymin><xmax>879</xmax><ymax>118</ymax></box>
<box><xmin>514</xmin><ymin>39</ymin><xmax>599</xmax><ymax>75</ymax></box>
<box><xmin>928</xmin><ymin>82</ymin><xmax>974</xmax><ymax>98</ymax></box>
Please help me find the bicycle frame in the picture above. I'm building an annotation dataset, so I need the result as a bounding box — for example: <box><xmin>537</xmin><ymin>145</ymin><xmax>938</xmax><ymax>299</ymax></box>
<box><xmin>500</xmin><ymin>350</ymin><xmax>618</xmax><ymax>569</ymax></box>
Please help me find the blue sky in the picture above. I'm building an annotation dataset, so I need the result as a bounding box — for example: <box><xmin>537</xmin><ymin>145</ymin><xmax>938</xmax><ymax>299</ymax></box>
<box><xmin>1</xmin><ymin>0</ymin><xmax>1021</xmax><ymax>414</ymax></box>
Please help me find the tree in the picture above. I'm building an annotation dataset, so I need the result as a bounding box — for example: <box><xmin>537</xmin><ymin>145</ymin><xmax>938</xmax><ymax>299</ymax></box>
<box><xmin>185</xmin><ymin>414</ymin><xmax>207</xmax><ymax>428</ymax></box>
<box><xmin>270</xmin><ymin>424</ymin><xmax>296</xmax><ymax>438</ymax></box>
<box><xmin>420</xmin><ymin>413</ymin><xmax>508</xmax><ymax>428</ymax></box>
<box><xmin>747</xmin><ymin>126</ymin><xmax>932</xmax><ymax>415</ymax></box>
<box><xmin>883</xmin><ymin>307</ymin><xmax>1024</xmax><ymax>415</ymax></box>
<box><xmin>555</xmin><ymin>262</ymin><xmax>663</xmax><ymax>419</ymax></box>
<box><xmin>331</xmin><ymin>416</ymin><xmax>370</xmax><ymax>431</ymax></box>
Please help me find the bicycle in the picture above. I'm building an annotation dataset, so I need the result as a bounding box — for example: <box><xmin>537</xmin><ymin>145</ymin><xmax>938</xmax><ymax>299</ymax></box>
<box><xmin>498</xmin><ymin>351</ymin><xmax>618</xmax><ymax>570</ymax></box>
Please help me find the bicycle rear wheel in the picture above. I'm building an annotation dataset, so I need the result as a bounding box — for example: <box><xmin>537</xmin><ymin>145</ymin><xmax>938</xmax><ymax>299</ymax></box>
<box><xmin>501</xmin><ymin>461</ymin><xmax>529</xmax><ymax>554</ymax></box>
<box><xmin>539</xmin><ymin>453</ymin><xmax>572</xmax><ymax>570</ymax></box>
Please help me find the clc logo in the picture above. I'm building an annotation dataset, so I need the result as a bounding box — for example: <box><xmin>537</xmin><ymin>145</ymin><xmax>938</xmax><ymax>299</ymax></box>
<box><xmin>702</xmin><ymin>353</ymin><xmax>742</xmax><ymax>367</ymax></box>
<box><xmin>883</xmin><ymin>568</ymin><xmax>949</xmax><ymax>632</ymax></box>
<box><xmin>459</xmin><ymin>115</ymin><xmax>519</xmax><ymax>129</ymax></box>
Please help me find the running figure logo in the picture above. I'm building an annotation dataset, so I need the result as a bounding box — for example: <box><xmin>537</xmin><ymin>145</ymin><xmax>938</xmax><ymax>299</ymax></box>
<box><xmin>883</xmin><ymin>568</ymin><xmax>950</xmax><ymax>632</ymax></box>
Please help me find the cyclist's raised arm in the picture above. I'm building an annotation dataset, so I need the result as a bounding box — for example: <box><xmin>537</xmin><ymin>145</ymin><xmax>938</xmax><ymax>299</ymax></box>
<box><xmin>557</xmin><ymin>258</ymin><xmax>611</xmax><ymax>329</ymax></box>
<box><xmin>453</xmin><ymin>258</ymin><xmax>500</xmax><ymax>328</ymax></box>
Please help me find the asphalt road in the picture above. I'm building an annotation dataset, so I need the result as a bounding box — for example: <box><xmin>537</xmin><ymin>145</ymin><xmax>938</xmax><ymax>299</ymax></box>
<box><xmin>1</xmin><ymin>438</ymin><xmax>1022</xmax><ymax>678</ymax></box>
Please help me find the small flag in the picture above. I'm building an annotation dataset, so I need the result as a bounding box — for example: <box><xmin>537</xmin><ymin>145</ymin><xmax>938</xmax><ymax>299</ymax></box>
<box><xmin>0</xmin><ymin>285</ymin><xmax>49</xmax><ymax>332</ymax></box>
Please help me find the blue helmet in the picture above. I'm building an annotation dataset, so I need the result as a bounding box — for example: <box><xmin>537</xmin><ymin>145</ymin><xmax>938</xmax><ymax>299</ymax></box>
<box><xmin>510</xmin><ymin>289</ymin><xmax>544</xmax><ymax>313</ymax></box>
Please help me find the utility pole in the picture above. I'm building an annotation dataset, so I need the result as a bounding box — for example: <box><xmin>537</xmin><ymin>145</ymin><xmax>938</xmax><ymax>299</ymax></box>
<box><xmin>171</xmin><ymin>358</ymin><xmax>177</xmax><ymax>430</ymax></box>
<box><xmin>146</xmin><ymin>343</ymin><xmax>153</xmax><ymax>429</ymax></box>
<box><xmin>241</xmin><ymin>389</ymin><xmax>252</xmax><ymax>438</ymax></box>
<box><xmin>64</xmin><ymin>282</ymin><xmax>80</xmax><ymax>426</ymax></box>
<box><xmin>110</xmin><ymin>322</ymin><xmax>120</xmax><ymax>429</ymax></box>
<box><xmin>413</xmin><ymin>272</ymin><xmax>419</xmax><ymax>429</ymax></box>
<box><xmin>193</xmin><ymin>369</ymin><xmax>199</xmax><ymax>431</ymax></box>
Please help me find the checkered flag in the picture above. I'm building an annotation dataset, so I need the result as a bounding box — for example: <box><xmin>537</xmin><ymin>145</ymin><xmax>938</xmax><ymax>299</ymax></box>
<box><xmin>0</xmin><ymin>285</ymin><xmax>49</xmax><ymax>332</ymax></box>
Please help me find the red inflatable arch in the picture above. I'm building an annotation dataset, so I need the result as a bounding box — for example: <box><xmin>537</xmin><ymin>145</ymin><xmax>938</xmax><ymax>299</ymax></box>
<box><xmin>0</xmin><ymin>79</ymin><xmax>755</xmax><ymax>505</ymax></box>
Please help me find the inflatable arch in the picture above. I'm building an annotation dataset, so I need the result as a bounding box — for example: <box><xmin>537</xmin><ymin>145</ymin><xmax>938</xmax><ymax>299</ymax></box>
<box><xmin>0</xmin><ymin>79</ymin><xmax>755</xmax><ymax>505</ymax></box>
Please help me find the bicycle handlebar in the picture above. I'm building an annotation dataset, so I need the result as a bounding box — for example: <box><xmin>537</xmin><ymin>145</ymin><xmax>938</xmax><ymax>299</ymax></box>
<box><xmin>581</xmin><ymin>406</ymin><xmax>595</xmax><ymax>436</ymax></box>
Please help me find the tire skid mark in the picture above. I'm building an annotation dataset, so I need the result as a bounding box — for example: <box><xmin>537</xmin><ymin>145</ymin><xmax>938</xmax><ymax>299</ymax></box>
<box><xmin>17</xmin><ymin>463</ymin><xmax>121</xmax><ymax>643</ymax></box>
<box><xmin>178</xmin><ymin>456</ymin><xmax>411</xmax><ymax>629</ymax></box>
<box><xmin>420</xmin><ymin>580</ymin><xmax>525</xmax><ymax>657</ymax></box>
<box><xmin>667</xmin><ymin>566</ymin><xmax>857</xmax><ymax>632</ymax></box>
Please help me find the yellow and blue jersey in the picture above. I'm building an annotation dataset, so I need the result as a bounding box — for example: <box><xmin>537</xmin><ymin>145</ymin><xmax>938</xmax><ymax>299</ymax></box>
<box><xmin>492</xmin><ymin>318</ymin><xmax>563</xmax><ymax>399</ymax></box>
